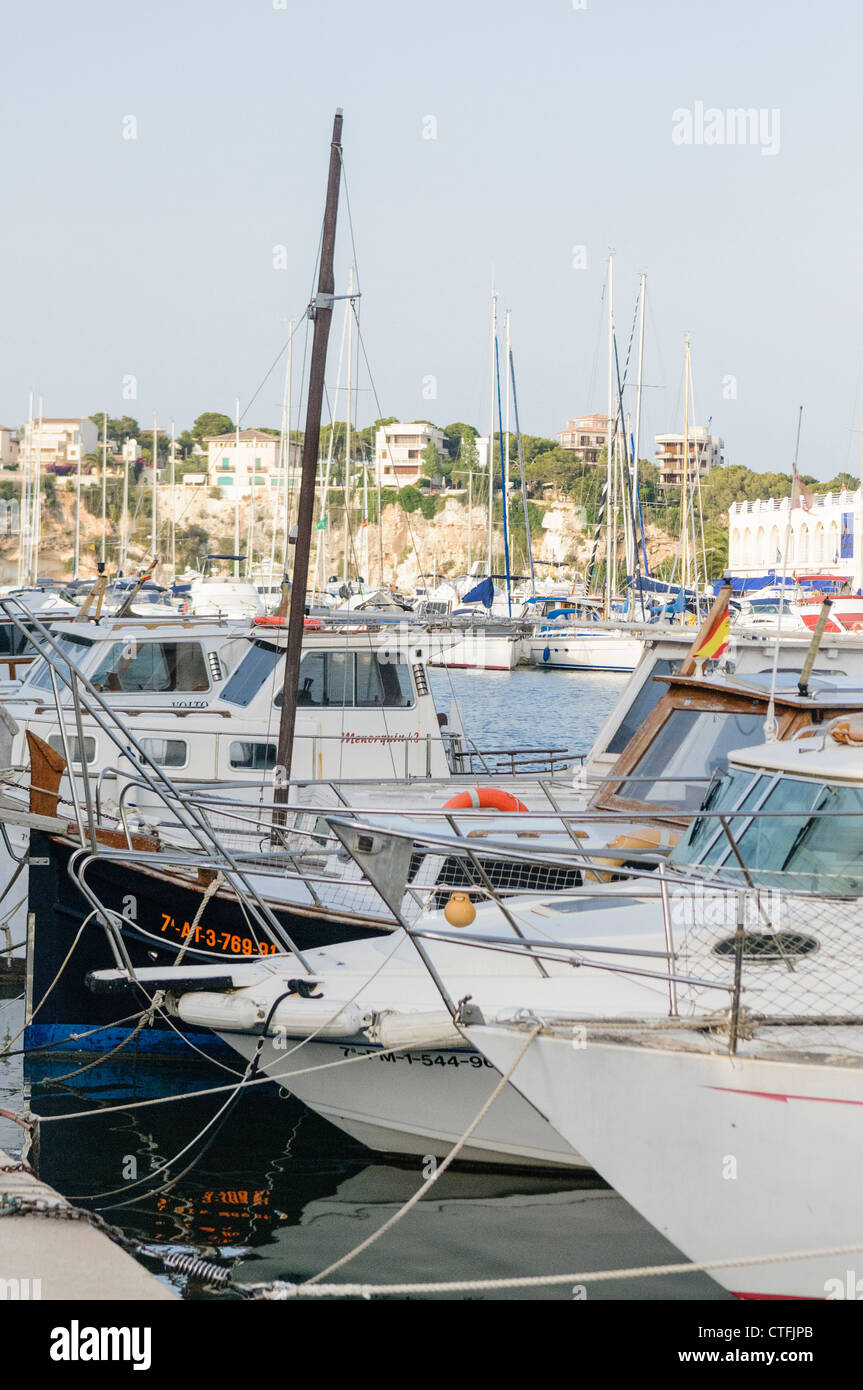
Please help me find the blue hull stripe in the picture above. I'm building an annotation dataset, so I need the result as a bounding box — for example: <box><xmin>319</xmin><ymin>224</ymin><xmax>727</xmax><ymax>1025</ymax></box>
<box><xmin>25</xmin><ymin>1023</ymin><xmax>235</xmax><ymax>1059</ymax></box>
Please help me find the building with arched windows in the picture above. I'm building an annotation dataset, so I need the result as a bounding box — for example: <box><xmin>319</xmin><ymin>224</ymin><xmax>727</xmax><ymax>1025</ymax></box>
<box><xmin>728</xmin><ymin>489</ymin><xmax>863</xmax><ymax>589</ymax></box>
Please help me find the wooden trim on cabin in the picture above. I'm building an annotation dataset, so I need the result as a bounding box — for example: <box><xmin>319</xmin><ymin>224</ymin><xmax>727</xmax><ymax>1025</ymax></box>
<box><xmin>592</xmin><ymin>682</ymin><xmax>835</xmax><ymax>823</ymax></box>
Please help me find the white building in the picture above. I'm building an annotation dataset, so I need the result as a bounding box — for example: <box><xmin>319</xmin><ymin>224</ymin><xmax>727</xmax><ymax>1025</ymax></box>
<box><xmin>728</xmin><ymin>488</ymin><xmax>863</xmax><ymax>590</ymax></box>
<box><xmin>557</xmin><ymin>413</ymin><xmax>611</xmax><ymax>462</ymax></box>
<box><xmin>0</xmin><ymin>427</ymin><xmax>19</xmax><ymax>468</ymax></box>
<box><xmin>207</xmin><ymin>429</ymin><xmax>301</xmax><ymax>494</ymax></box>
<box><xmin>375</xmin><ymin>422</ymin><xmax>445</xmax><ymax>486</ymax></box>
<box><xmin>19</xmin><ymin>417</ymin><xmax>99</xmax><ymax>471</ymax></box>
<box><xmin>655</xmin><ymin>427</ymin><xmax>724</xmax><ymax>485</ymax></box>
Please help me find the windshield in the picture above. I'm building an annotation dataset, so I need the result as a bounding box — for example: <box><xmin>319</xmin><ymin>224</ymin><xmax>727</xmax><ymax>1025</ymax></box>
<box><xmin>606</xmin><ymin>661</ymin><xmax>675</xmax><ymax>755</ymax></box>
<box><xmin>614</xmin><ymin>708</ymin><xmax>768</xmax><ymax>810</ymax></box>
<box><xmin>27</xmin><ymin>633</ymin><xmax>96</xmax><ymax>692</ymax></box>
<box><xmin>221</xmin><ymin>640</ymin><xmax>281</xmax><ymax>707</ymax></box>
<box><xmin>669</xmin><ymin>768</ymin><xmax>863</xmax><ymax>894</ymax></box>
<box><xmin>90</xmin><ymin>641</ymin><xmax>209</xmax><ymax>693</ymax></box>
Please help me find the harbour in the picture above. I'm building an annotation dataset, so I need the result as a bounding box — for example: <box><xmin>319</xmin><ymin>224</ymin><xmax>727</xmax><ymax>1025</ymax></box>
<box><xmin>1</xmin><ymin>669</ymin><xmax>731</xmax><ymax>1303</ymax></box>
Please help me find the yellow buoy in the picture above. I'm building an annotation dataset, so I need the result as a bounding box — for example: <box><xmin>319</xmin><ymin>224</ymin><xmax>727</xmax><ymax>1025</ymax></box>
<box><xmin>443</xmin><ymin>892</ymin><xmax>476</xmax><ymax>928</ymax></box>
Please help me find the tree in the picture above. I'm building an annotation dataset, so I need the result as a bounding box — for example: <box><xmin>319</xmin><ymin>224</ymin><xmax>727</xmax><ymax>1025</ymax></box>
<box><xmin>442</xmin><ymin>421</ymin><xmax>479</xmax><ymax>458</ymax></box>
<box><xmin>398</xmin><ymin>485</ymin><xmax>423</xmax><ymax>513</ymax></box>
<box><xmin>451</xmin><ymin>432</ymin><xmax>479</xmax><ymax>486</ymax></box>
<box><xmin>191</xmin><ymin>412</ymin><xmax>235</xmax><ymax>443</ymax></box>
<box><xmin>177</xmin><ymin>430</ymin><xmax>198</xmax><ymax>458</ymax></box>
<box><xmin>421</xmin><ymin>439</ymin><xmax>441</xmax><ymax>483</ymax></box>
<box><xmin>90</xmin><ymin>414</ymin><xmax>140</xmax><ymax>444</ymax></box>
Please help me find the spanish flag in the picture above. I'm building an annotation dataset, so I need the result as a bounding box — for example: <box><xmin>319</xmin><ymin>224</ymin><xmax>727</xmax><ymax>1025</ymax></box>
<box><xmin>692</xmin><ymin>602</ymin><xmax>730</xmax><ymax>660</ymax></box>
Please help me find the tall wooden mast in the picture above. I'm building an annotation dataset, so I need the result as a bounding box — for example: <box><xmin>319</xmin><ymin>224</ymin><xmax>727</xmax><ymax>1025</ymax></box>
<box><xmin>275</xmin><ymin>109</ymin><xmax>343</xmax><ymax>796</ymax></box>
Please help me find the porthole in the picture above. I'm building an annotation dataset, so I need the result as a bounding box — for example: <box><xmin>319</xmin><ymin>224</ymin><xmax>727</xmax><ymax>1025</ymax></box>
<box><xmin>713</xmin><ymin>931</ymin><xmax>819</xmax><ymax>961</ymax></box>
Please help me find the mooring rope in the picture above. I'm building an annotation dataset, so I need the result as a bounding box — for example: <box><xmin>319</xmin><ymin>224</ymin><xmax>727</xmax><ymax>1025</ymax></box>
<box><xmin>302</xmin><ymin>1025</ymin><xmax>541</xmax><ymax>1286</ymax></box>
<box><xmin>242</xmin><ymin>1239</ymin><xmax>863</xmax><ymax>1299</ymax></box>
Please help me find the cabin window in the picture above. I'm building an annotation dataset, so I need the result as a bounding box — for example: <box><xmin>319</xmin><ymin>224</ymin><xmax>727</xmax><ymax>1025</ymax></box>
<box><xmin>277</xmin><ymin>651</ymin><xmax>414</xmax><ymax>708</ymax></box>
<box><xmin>221</xmin><ymin>640</ymin><xmax>281</xmax><ymax>707</ymax></box>
<box><xmin>48</xmin><ymin>734</ymin><xmax>96</xmax><ymax>764</ymax></box>
<box><xmin>606</xmin><ymin>661</ymin><xmax>675</xmax><ymax>754</ymax></box>
<box><xmin>723</xmin><ymin>775</ymin><xmax>825</xmax><ymax>877</ymax></box>
<box><xmin>355</xmin><ymin>652</ymin><xmax>412</xmax><ymax>706</ymax></box>
<box><xmin>671</xmin><ymin>769</ymin><xmax>766</xmax><ymax>868</ymax></box>
<box><xmin>730</xmin><ymin>780</ymin><xmax>863</xmax><ymax>893</ymax></box>
<box><xmin>29</xmin><ymin>633</ymin><xmax>96</xmax><ymax>692</ymax></box>
<box><xmin>90</xmin><ymin>642</ymin><xmax>210</xmax><ymax>694</ymax></box>
<box><xmin>297</xmin><ymin>650</ymin><xmax>351</xmax><ymax>706</ymax></box>
<box><xmin>139</xmin><ymin>737</ymin><xmax>188</xmax><ymax>768</ymax></box>
<box><xmin>224</xmin><ymin>643</ymin><xmax>415</xmax><ymax>710</ymax></box>
<box><xmin>0</xmin><ymin>625</ymin><xmax>34</xmax><ymax>657</ymax></box>
<box><xmin>615</xmin><ymin>708</ymin><xmax>766</xmax><ymax>811</ymax></box>
<box><xmin>229</xmin><ymin>740</ymin><xmax>277</xmax><ymax>770</ymax></box>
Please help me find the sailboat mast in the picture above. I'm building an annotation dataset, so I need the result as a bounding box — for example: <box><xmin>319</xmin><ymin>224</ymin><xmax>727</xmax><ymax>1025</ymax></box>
<box><xmin>604</xmin><ymin>253</ymin><xmax>614</xmax><ymax>618</ymax></box>
<box><xmin>284</xmin><ymin>323</ymin><xmax>293</xmax><ymax>571</ymax></box>
<box><xmin>275</xmin><ymin>109</ymin><xmax>344</xmax><ymax>791</ymax></box>
<box><xmin>314</xmin><ymin>295</ymin><xmax>349</xmax><ymax>593</ymax></box>
<box><xmin>31</xmin><ymin>397</ymin><xmax>43</xmax><ymax>584</ymax></box>
<box><xmin>151</xmin><ymin>416</ymin><xmax>158</xmax><ymax>567</ymax></box>
<box><xmin>170</xmin><ymin>423</ymin><xmax>176</xmax><ymax>578</ymax></box>
<box><xmin>858</xmin><ymin>351</ymin><xmax>863</xmax><ymax>594</ymax></box>
<box><xmin>233</xmin><ymin>400</ymin><xmax>240</xmax><ymax>579</ymax></box>
<box><xmin>120</xmin><ymin>439</ymin><xmax>130</xmax><ymax>573</ymax></box>
<box><xmin>682</xmin><ymin>336</ymin><xmax>691</xmax><ymax>601</ymax></box>
<box><xmin>634</xmin><ymin>275</ymin><xmax>646</xmax><ymax>515</ymax></box>
<box><xmin>504</xmin><ymin>308</ymin><xmax>511</xmax><ymax>518</ymax></box>
<box><xmin>74</xmin><ymin>420</ymin><xmax>82</xmax><ymax>579</ymax></box>
<box><xmin>246</xmin><ymin>450</ymin><xmax>256</xmax><ymax>580</ymax></box>
<box><xmin>18</xmin><ymin>393</ymin><xmax>32</xmax><ymax>587</ymax></box>
<box><xmin>510</xmin><ymin>346</ymin><xmax>535</xmax><ymax>594</ymax></box>
<box><xmin>467</xmin><ymin>458</ymin><xmax>472</xmax><ymax>573</ymax></box>
<box><xmin>361</xmin><ymin>455</ymin><xmax>368</xmax><ymax>586</ymax></box>
<box><xmin>101</xmin><ymin>410</ymin><xmax>108</xmax><ymax>565</ymax></box>
<box><xmin>274</xmin><ymin>321</ymin><xmax>293</xmax><ymax>580</ymax></box>
<box><xmin>343</xmin><ymin>265</ymin><xmax>354</xmax><ymax>586</ymax></box>
<box><xmin>487</xmin><ymin>291</ymin><xmax>497</xmax><ymax>577</ymax></box>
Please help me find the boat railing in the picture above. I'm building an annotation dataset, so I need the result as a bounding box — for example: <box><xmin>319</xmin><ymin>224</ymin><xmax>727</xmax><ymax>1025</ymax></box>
<box><xmin>318</xmin><ymin>809</ymin><xmax>863</xmax><ymax>1054</ymax></box>
<box><xmin>444</xmin><ymin>737</ymin><xmax>578</xmax><ymax>775</ymax></box>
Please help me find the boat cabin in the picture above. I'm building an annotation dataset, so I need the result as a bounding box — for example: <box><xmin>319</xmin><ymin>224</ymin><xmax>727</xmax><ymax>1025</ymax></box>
<box><xmin>8</xmin><ymin>616</ymin><xmax>459</xmax><ymax>795</ymax></box>
<box><xmin>592</xmin><ymin>671</ymin><xmax>863</xmax><ymax>821</ymax></box>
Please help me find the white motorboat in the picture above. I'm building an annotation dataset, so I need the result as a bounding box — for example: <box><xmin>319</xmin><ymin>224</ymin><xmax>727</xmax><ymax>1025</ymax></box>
<box><xmin>157</xmin><ymin>721</ymin><xmax>863</xmax><ymax>1185</ymax></box>
<box><xmin>466</xmin><ymin>728</ymin><xmax>863</xmax><ymax>1297</ymax></box>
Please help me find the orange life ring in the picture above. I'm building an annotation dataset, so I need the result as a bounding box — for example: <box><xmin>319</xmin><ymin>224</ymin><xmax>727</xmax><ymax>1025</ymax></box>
<box><xmin>442</xmin><ymin>787</ymin><xmax>529</xmax><ymax>813</ymax></box>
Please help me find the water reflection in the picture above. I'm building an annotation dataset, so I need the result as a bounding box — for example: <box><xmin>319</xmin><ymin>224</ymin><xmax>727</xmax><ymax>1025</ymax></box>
<box><xmin>22</xmin><ymin>1047</ymin><xmax>728</xmax><ymax>1301</ymax></box>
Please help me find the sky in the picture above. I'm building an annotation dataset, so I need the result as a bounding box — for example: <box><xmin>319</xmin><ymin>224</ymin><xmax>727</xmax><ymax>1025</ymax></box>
<box><xmin>2</xmin><ymin>0</ymin><xmax>862</xmax><ymax>480</ymax></box>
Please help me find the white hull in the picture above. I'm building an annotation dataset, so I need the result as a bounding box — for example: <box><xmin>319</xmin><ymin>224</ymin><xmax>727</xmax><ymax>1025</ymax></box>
<box><xmin>470</xmin><ymin>1028</ymin><xmax>863</xmax><ymax>1298</ymax></box>
<box><xmin>219</xmin><ymin>1032</ymin><xmax>588</xmax><ymax>1170</ymax></box>
<box><xmin>429</xmin><ymin>633</ymin><xmax>524</xmax><ymax>670</ymax></box>
<box><xmin>531</xmin><ymin>634</ymin><xmax>644</xmax><ymax>672</ymax></box>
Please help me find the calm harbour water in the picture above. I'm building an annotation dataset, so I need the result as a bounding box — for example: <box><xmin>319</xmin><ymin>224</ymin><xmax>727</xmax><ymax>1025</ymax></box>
<box><xmin>0</xmin><ymin>667</ymin><xmax>728</xmax><ymax>1301</ymax></box>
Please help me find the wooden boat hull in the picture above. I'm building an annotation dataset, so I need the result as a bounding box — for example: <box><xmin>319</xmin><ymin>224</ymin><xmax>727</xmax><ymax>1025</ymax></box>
<box><xmin>24</xmin><ymin>829</ymin><xmax>387</xmax><ymax>1056</ymax></box>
